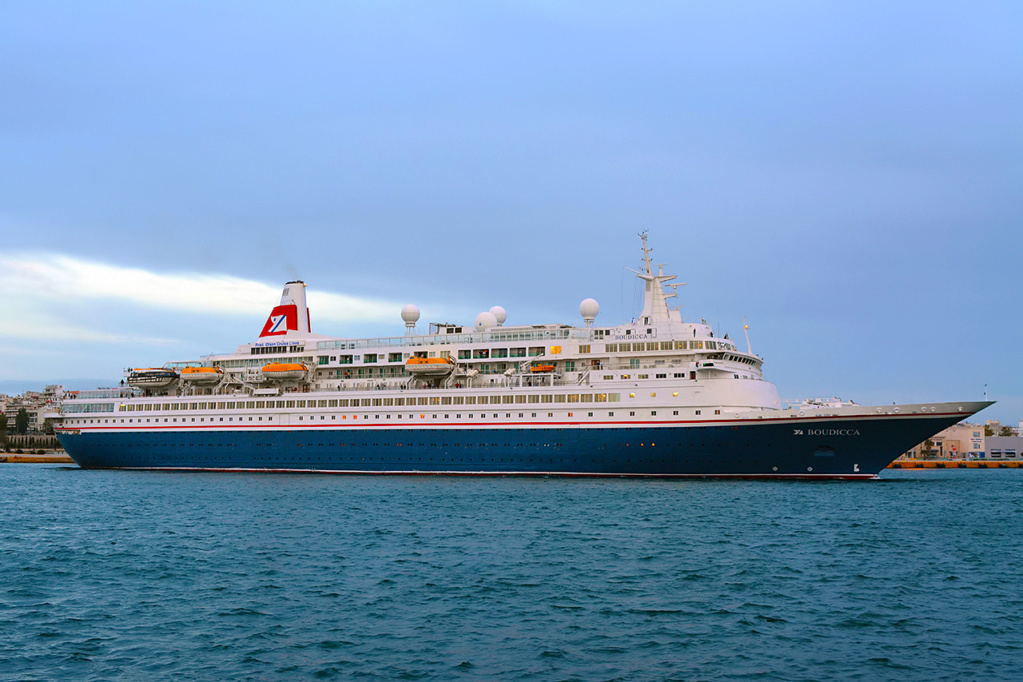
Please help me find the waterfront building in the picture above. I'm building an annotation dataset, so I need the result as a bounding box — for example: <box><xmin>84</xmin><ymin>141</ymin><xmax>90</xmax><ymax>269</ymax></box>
<box><xmin>985</xmin><ymin>435</ymin><xmax>1023</xmax><ymax>460</ymax></box>
<box><xmin>902</xmin><ymin>422</ymin><xmax>986</xmax><ymax>460</ymax></box>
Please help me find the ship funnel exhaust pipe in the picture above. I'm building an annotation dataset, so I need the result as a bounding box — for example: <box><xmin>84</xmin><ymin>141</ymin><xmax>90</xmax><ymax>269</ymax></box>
<box><xmin>259</xmin><ymin>280</ymin><xmax>311</xmax><ymax>338</ymax></box>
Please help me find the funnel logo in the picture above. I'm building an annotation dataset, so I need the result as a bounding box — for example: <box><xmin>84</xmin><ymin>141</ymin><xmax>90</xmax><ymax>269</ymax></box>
<box><xmin>259</xmin><ymin>304</ymin><xmax>299</xmax><ymax>337</ymax></box>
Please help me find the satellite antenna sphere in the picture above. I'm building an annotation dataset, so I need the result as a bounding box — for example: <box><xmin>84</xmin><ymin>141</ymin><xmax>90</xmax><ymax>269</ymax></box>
<box><xmin>579</xmin><ymin>298</ymin><xmax>600</xmax><ymax>327</ymax></box>
<box><xmin>474</xmin><ymin>311</ymin><xmax>498</xmax><ymax>332</ymax></box>
<box><xmin>401</xmin><ymin>304</ymin><xmax>420</xmax><ymax>335</ymax></box>
<box><xmin>489</xmin><ymin>306</ymin><xmax>507</xmax><ymax>326</ymax></box>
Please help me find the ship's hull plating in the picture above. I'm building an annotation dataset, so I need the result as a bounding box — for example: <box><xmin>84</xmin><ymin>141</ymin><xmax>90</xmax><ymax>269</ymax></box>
<box><xmin>56</xmin><ymin>411</ymin><xmax>971</xmax><ymax>479</ymax></box>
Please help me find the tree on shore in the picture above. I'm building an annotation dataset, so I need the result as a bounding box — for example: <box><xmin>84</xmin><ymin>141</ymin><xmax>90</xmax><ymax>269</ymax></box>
<box><xmin>999</xmin><ymin>426</ymin><xmax>1016</xmax><ymax>437</ymax></box>
<box><xmin>15</xmin><ymin>408</ymin><xmax>29</xmax><ymax>435</ymax></box>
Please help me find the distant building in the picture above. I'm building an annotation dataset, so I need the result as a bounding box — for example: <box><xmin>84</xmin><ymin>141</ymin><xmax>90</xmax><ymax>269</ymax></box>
<box><xmin>902</xmin><ymin>422</ymin><xmax>985</xmax><ymax>460</ymax></box>
<box><xmin>985</xmin><ymin>419</ymin><xmax>1021</xmax><ymax>437</ymax></box>
<box><xmin>985</xmin><ymin>436</ymin><xmax>1023</xmax><ymax>460</ymax></box>
<box><xmin>0</xmin><ymin>385</ymin><xmax>65</xmax><ymax>433</ymax></box>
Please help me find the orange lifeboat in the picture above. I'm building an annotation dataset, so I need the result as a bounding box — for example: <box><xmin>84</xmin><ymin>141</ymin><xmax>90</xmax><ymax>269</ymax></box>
<box><xmin>530</xmin><ymin>364</ymin><xmax>555</xmax><ymax>373</ymax></box>
<box><xmin>261</xmin><ymin>362</ymin><xmax>308</xmax><ymax>381</ymax></box>
<box><xmin>180</xmin><ymin>366</ymin><xmax>223</xmax><ymax>384</ymax></box>
<box><xmin>405</xmin><ymin>357</ymin><xmax>456</xmax><ymax>377</ymax></box>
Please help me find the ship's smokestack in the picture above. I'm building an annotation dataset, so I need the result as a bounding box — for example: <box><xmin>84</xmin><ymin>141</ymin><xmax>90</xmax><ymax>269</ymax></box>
<box><xmin>259</xmin><ymin>280</ymin><xmax>311</xmax><ymax>338</ymax></box>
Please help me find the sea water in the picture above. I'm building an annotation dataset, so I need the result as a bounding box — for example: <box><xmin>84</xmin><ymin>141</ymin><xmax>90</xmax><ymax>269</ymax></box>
<box><xmin>1</xmin><ymin>466</ymin><xmax>1021</xmax><ymax>680</ymax></box>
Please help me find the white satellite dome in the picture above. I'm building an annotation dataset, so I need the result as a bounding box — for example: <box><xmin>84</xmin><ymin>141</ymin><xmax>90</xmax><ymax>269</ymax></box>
<box><xmin>579</xmin><ymin>298</ymin><xmax>600</xmax><ymax>325</ymax></box>
<box><xmin>489</xmin><ymin>306</ymin><xmax>507</xmax><ymax>326</ymax></box>
<box><xmin>400</xmin><ymin>304</ymin><xmax>421</xmax><ymax>325</ymax></box>
<box><xmin>474</xmin><ymin>311</ymin><xmax>498</xmax><ymax>331</ymax></box>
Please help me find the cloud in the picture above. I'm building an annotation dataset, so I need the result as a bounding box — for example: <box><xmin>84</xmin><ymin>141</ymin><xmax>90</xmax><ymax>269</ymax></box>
<box><xmin>0</xmin><ymin>252</ymin><xmax>416</xmax><ymax>342</ymax></box>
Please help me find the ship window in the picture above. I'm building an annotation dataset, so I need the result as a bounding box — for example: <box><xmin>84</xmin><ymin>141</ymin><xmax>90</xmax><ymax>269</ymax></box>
<box><xmin>608</xmin><ymin>411</ymin><xmax>614</xmax><ymax>416</ymax></box>
<box><xmin>578</xmin><ymin>345</ymin><xmax>590</xmax><ymax>354</ymax></box>
<box><xmin>580</xmin><ymin>394</ymin><xmax>593</xmax><ymax>403</ymax></box>
<box><xmin>417</xmin><ymin>397</ymin><xmax>428</xmax><ymax>406</ymax></box>
<box><xmin>605</xmin><ymin>344</ymin><xmax>617</xmax><ymax>353</ymax></box>
<box><xmin>394</xmin><ymin>398</ymin><xmax>404</xmax><ymax>406</ymax></box>
<box><xmin>465</xmin><ymin>396</ymin><xmax>476</xmax><ymax>405</ymax></box>
<box><xmin>695</xmin><ymin>410</ymin><xmax>701</xmax><ymax>415</ymax></box>
<box><xmin>553</xmin><ymin>395</ymin><xmax>565</xmax><ymax>403</ymax></box>
<box><xmin>629</xmin><ymin>393</ymin><xmax>635</xmax><ymax>398</ymax></box>
<box><xmin>528</xmin><ymin>395</ymin><xmax>540</xmax><ymax>404</ymax></box>
<box><xmin>541</xmin><ymin>395</ymin><xmax>553</xmax><ymax>403</ymax></box>
<box><xmin>502</xmin><ymin>396</ymin><xmax>514</xmax><ymax>404</ymax></box>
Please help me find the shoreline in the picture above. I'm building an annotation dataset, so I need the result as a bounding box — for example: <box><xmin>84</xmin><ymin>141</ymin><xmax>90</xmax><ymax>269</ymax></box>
<box><xmin>0</xmin><ymin>452</ymin><xmax>74</xmax><ymax>464</ymax></box>
<box><xmin>888</xmin><ymin>458</ymin><xmax>1022</xmax><ymax>469</ymax></box>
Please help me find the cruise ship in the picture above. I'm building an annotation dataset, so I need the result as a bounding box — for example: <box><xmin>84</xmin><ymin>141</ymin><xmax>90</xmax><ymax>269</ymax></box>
<box><xmin>49</xmin><ymin>234</ymin><xmax>991</xmax><ymax>479</ymax></box>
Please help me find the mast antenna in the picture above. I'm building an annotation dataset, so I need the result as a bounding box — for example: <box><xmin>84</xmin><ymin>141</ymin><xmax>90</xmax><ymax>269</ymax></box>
<box><xmin>743</xmin><ymin>316</ymin><xmax>752</xmax><ymax>355</ymax></box>
<box><xmin>638</xmin><ymin>231</ymin><xmax>652</xmax><ymax>275</ymax></box>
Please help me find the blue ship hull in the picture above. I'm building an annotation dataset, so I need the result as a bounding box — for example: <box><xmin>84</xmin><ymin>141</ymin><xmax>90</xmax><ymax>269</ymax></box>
<box><xmin>56</xmin><ymin>412</ymin><xmax>970</xmax><ymax>479</ymax></box>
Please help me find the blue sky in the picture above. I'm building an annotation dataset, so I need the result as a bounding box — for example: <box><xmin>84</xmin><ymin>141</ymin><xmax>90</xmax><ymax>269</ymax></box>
<box><xmin>1</xmin><ymin>1</ymin><xmax>1021</xmax><ymax>423</ymax></box>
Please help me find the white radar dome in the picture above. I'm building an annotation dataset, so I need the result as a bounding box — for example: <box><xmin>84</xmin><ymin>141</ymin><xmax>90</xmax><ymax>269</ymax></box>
<box><xmin>579</xmin><ymin>298</ymin><xmax>600</xmax><ymax>324</ymax></box>
<box><xmin>489</xmin><ymin>306</ymin><xmax>507</xmax><ymax>326</ymax></box>
<box><xmin>474</xmin><ymin>311</ymin><xmax>498</xmax><ymax>332</ymax></box>
<box><xmin>400</xmin><ymin>304</ymin><xmax>421</xmax><ymax>325</ymax></box>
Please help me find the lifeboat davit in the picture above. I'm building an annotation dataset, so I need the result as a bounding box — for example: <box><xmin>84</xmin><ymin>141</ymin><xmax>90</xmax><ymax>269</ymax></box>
<box><xmin>405</xmin><ymin>357</ymin><xmax>456</xmax><ymax>377</ymax></box>
<box><xmin>261</xmin><ymin>362</ymin><xmax>308</xmax><ymax>382</ymax></box>
<box><xmin>127</xmin><ymin>368</ymin><xmax>178</xmax><ymax>388</ymax></box>
<box><xmin>180</xmin><ymin>366</ymin><xmax>223</xmax><ymax>384</ymax></box>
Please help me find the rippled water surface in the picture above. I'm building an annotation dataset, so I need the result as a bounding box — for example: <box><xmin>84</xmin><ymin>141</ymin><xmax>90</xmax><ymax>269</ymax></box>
<box><xmin>2</xmin><ymin>466</ymin><xmax>1022</xmax><ymax>680</ymax></box>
